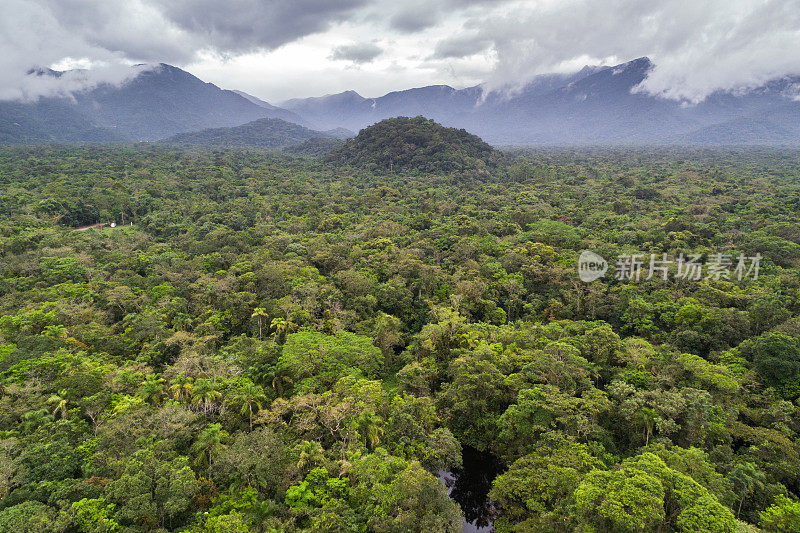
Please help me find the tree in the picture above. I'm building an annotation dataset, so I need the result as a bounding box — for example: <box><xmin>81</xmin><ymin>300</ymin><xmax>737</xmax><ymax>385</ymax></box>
<box><xmin>72</xmin><ymin>498</ymin><xmax>120</xmax><ymax>533</ymax></box>
<box><xmin>138</xmin><ymin>373</ymin><xmax>166</xmax><ymax>405</ymax></box>
<box><xmin>356</xmin><ymin>410</ymin><xmax>384</xmax><ymax>450</ymax></box>
<box><xmin>278</xmin><ymin>330</ymin><xmax>384</xmax><ymax>393</ymax></box>
<box><xmin>170</xmin><ymin>372</ymin><xmax>194</xmax><ymax>403</ymax></box>
<box><xmin>739</xmin><ymin>333</ymin><xmax>800</xmax><ymax>387</ymax></box>
<box><xmin>296</xmin><ymin>440</ymin><xmax>325</xmax><ymax>476</ymax></box>
<box><xmin>0</xmin><ymin>501</ymin><xmax>57</xmax><ymax>533</ymax></box>
<box><xmin>191</xmin><ymin>378</ymin><xmax>223</xmax><ymax>414</ymax></box>
<box><xmin>193</xmin><ymin>423</ymin><xmax>230</xmax><ymax>468</ymax></box>
<box><xmin>104</xmin><ymin>448</ymin><xmax>198</xmax><ymax>530</ymax></box>
<box><xmin>636</xmin><ymin>406</ymin><xmax>658</xmax><ymax>446</ymax></box>
<box><xmin>233</xmin><ymin>379</ymin><xmax>268</xmax><ymax>428</ymax></box>
<box><xmin>489</xmin><ymin>437</ymin><xmax>604</xmax><ymax>531</ymax></box>
<box><xmin>211</xmin><ymin>428</ymin><xmax>292</xmax><ymax>498</ymax></box>
<box><xmin>251</xmin><ymin>307</ymin><xmax>269</xmax><ymax>339</ymax></box>
<box><xmin>760</xmin><ymin>494</ymin><xmax>800</xmax><ymax>532</ymax></box>
<box><xmin>47</xmin><ymin>389</ymin><xmax>69</xmax><ymax>418</ymax></box>
<box><xmin>575</xmin><ymin>454</ymin><xmax>737</xmax><ymax>533</ymax></box>
<box><xmin>730</xmin><ymin>462</ymin><xmax>767</xmax><ymax>519</ymax></box>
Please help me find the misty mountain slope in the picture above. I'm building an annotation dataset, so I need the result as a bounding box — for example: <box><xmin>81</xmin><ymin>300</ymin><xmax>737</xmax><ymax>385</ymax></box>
<box><xmin>282</xmin><ymin>90</ymin><xmax>376</xmax><ymax>131</ymax></box>
<box><xmin>74</xmin><ymin>64</ymin><xmax>299</xmax><ymax>141</ymax></box>
<box><xmin>0</xmin><ymin>99</ymin><xmax>124</xmax><ymax>144</ymax></box>
<box><xmin>286</xmin><ymin>57</ymin><xmax>800</xmax><ymax>145</ymax></box>
<box><xmin>680</xmin><ymin>102</ymin><xmax>800</xmax><ymax>144</ymax></box>
<box><xmin>161</xmin><ymin>117</ymin><xmax>335</xmax><ymax>148</ymax></box>
<box><xmin>231</xmin><ymin>90</ymin><xmax>311</xmax><ymax>126</ymax></box>
<box><xmin>467</xmin><ymin>58</ymin><xmax>700</xmax><ymax>144</ymax></box>
<box><xmin>0</xmin><ymin>64</ymin><xmax>305</xmax><ymax>144</ymax></box>
<box><xmin>281</xmin><ymin>68</ymin><xmax>603</xmax><ymax>133</ymax></box>
<box><xmin>3</xmin><ymin>58</ymin><xmax>800</xmax><ymax>145</ymax></box>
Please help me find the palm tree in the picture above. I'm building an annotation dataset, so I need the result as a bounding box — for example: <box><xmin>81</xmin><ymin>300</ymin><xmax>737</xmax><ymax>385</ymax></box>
<box><xmin>47</xmin><ymin>389</ymin><xmax>69</xmax><ymax>418</ymax></box>
<box><xmin>192</xmin><ymin>423</ymin><xmax>229</xmax><ymax>468</ymax></box>
<box><xmin>270</xmin><ymin>317</ymin><xmax>288</xmax><ymax>344</ymax></box>
<box><xmin>251</xmin><ymin>307</ymin><xmax>269</xmax><ymax>339</ymax></box>
<box><xmin>170</xmin><ymin>373</ymin><xmax>193</xmax><ymax>403</ymax></box>
<box><xmin>19</xmin><ymin>409</ymin><xmax>54</xmax><ymax>433</ymax></box>
<box><xmin>191</xmin><ymin>378</ymin><xmax>222</xmax><ymax>414</ymax></box>
<box><xmin>138</xmin><ymin>374</ymin><xmax>165</xmax><ymax>405</ymax></box>
<box><xmin>296</xmin><ymin>440</ymin><xmax>325</xmax><ymax>475</ymax></box>
<box><xmin>357</xmin><ymin>410</ymin><xmax>384</xmax><ymax>450</ymax></box>
<box><xmin>43</xmin><ymin>324</ymin><xmax>67</xmax><ymax>339</ymax></box>
<box><xmin>636</xmin><ymin>407</ymin><xmax>658</xmax><ymax>446</ymax></box>
<box><xmin>233</xmin><ymin>380</ymin><xmax>268</xmax><ymax>428</ymax></box>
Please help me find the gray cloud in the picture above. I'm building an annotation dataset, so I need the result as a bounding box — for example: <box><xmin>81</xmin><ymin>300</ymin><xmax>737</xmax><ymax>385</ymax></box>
<box><xmin>432</xmin><ymin>34</ymin><xmax>492</xmax><ymax>59</ymax></box>
<box><xmin>390</xmin><ymin>8</ymin><xmax>441</xmax><ymax>33</ymax></box>
<box><xmin>3</xmin><ymin>0</ymin><xmax>800</xmax><ymax>104</ymax></box>
<box><xmin>330</xmin><ymin>42</ymin><xmax>384</xmax><ymax>64</ymax></box>
<box><xmin>157</xmin><ymin>0</ymin><xmax>368</xmax><ymax>52</ymax></box>
<box><xmin>470</xmin><ymin>0</ymin><xmax>800</xmax><ymax>102</ymax></box>
<box><xmin>388</xmin><ymin>0</ymin><xmax>509</xmax><ymax>33</ymax></box>
<box><xmin>0</xmin><ymin>0</ymin><xmax>371</xmax><ymax>101</ymax></box>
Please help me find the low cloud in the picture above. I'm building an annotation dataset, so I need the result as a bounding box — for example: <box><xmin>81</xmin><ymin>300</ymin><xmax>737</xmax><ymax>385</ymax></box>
<box><xmin>432</xmin><ymin>34</ymin><xmax>492</xmax><ymax>59</ymax></box>
<box><xmin>0</xmin><ymin>0</ymin><xmax>369</xmax><ymax>101</ymax></box>
<box><xmin>471</xmin><ymin>0</ymin><xmax>800</xmax><ymax>102</ymax></box>
<box><xmin>3</xmin><ymin>0</ymin><xmax>800</xmax><ymax>103</ymax></box>
<box><xmin>331</xmin><ymin>42</ymin><xmax>384</xmax><ymax>64</ymax></box>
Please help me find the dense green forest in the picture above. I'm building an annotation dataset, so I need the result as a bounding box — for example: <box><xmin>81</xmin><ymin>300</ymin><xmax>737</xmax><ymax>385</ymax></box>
<box><xmin>0</xmin><ymin>141</ymin><xmax>800</xmax><ymax>532</ymax></box>
<box><xmin>161</xmin><ymin>119</ymin><xmax>341</xmax><ymax>149</ymax></box>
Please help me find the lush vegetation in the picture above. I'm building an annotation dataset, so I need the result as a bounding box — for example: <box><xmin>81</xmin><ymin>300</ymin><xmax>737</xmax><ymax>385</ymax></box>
<box><xmin>162</xmin><ymin>118</ymin><xmax>335</xmax><ymax>149</ymax></box>
<box><xmin>328</xmin><ymin>117</ymin><xmax>501</xmax><ymax>173</ymax></box>
<box><xmin>0</xmin><ymin>142</ymin><xmax>799</xmax><ymax>532</ymax></box>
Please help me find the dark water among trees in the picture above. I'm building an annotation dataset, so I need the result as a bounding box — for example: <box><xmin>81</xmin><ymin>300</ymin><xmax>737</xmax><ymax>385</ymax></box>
<box><xmin>439</xmin><ymin>446</ymin><xmax>503</xmax><ymax>532</ymax></box>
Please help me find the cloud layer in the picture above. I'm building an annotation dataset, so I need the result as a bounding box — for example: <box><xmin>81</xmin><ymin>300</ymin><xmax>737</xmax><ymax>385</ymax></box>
<box><xmin>2</xmin><ymin>0</ymin><xmax>800</xmax><ymax>103</ymax></box>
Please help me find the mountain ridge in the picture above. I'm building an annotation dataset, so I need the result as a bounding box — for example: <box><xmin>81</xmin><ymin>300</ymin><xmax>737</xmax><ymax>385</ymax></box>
<box><xmin>0</xmin><ymin>64</ymin><xmax>303</xmax><ymax>143</ymax></box>
<box><xmin>2</xmin><ymin>58</ymin><xmax>800</xmax><ymax>145</ymax></box>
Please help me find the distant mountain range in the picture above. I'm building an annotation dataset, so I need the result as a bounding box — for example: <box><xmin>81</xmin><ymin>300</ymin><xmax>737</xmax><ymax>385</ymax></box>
<box><xmin>283</xmin><ymin>58</ymin><xmax>800</xmax><ymax>145</ymax></box>
<box><xmin>2</xmin><ymin>58</ymin><xmax>800</xmax><ymax>145</ymax></box>
<box><xmin>162</xmin><ymin>117</ymin><xmax>349</xmax><ymax>148</ymax></box>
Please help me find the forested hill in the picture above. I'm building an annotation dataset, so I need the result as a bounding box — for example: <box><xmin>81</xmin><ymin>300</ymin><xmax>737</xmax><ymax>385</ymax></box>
<box><xmin>328</xmin><ymin>116</ymin><xmax>501</xmax><ymax>173</ymax></box>
<box><xmin>161</xmin><ymin>118</ymin><xmax>336</xmax><ymax>148</ymax></box>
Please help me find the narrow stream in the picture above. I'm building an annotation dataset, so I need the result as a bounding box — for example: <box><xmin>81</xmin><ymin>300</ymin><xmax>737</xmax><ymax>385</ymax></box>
<box><xmin>438</xmin><ymin>446</ymin><xmax>503</xmax><ymax>532</ymax></box>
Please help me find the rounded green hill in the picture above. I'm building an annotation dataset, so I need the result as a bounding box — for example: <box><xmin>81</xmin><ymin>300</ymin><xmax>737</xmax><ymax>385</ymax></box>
<box><xmin>328</xmin><ymin>116</ymin><xmax>500</xmax><ymax>173</ymax></box>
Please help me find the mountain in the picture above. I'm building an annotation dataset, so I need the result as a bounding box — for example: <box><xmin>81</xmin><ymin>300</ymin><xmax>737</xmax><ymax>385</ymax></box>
<box><xmin>0</xmin><ymin>64</ymin><xmax>303</xmax><ymax>143</ymax></box>
<box><xmin>3</xmin><ymin>58</ymin><xmax>800</xmax><ymax>145</ymax></box>
<box><xmin>285</xmin><ymin>58</ymin><xmax>800</xmax><ymax>145</ymax></box>
<box><xmin>161</xmin><ymin>117</ymin><xmax>336</xmax><ymax>148</ymax></box>
<box><xmin>0</xmin><ymin>98</ymin><xmax>124</xmax><ymax>144</ymax></box>
<box><xmin>328</xmin><ymin>116</ymin><xmax>501</xmax><ymax>173</ymax></box>
<box><xmin>230</xmin><ymin>90</ymin><xmax>309</xmax><ymax>125</ymax></box>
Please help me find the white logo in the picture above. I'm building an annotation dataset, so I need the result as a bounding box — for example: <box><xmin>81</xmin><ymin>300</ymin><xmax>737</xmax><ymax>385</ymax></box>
<box><xmin>578</xmin><ymin>250</ymin><xmax>608</xmax><ymax>282</ymax></box>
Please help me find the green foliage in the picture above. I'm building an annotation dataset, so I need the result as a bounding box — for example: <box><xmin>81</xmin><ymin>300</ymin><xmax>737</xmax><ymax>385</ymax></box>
<box><xmin>73</xmin><ymin>498</ymin><xmax>120</xmax><ymax>533</ymax></box>
<box><xmin>329</xmin><ymin>116</ymin><xmax>500</xmax><ymax>173</ymax></box>
<box><xmin>162</xmin><ymin>117</ymin><xmax>338</xmax><ymax>148</ymax></box>
<box><xmin>0</xmin><ymin>146</ymin><xmax>798</xmax><ymax>532</ymax></box>
<box><xmin>760</xmin><ymin>494</ymin><xmax>800</xmax><ymax>532</ymax></box>
<box><xmin>0</xmin><ymin>501</ymin><xmax>57</xmax><ymax>533</ymax></box>
<box><xmin>738</xmin><ymin>333</ymin><xmax>800</xmax><ymax>388</ymax></box>
<box><xmin>279</xmin><ymin>330</ymin><xmax>384</xmax><ymax>392</ymax></box>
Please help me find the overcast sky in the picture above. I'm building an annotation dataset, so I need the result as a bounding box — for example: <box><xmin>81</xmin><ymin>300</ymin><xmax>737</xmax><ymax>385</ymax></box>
<box><xmin>3</xmin><ymin>0</ymin><xmax>800</xmax><ymax>103</ymax></box>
